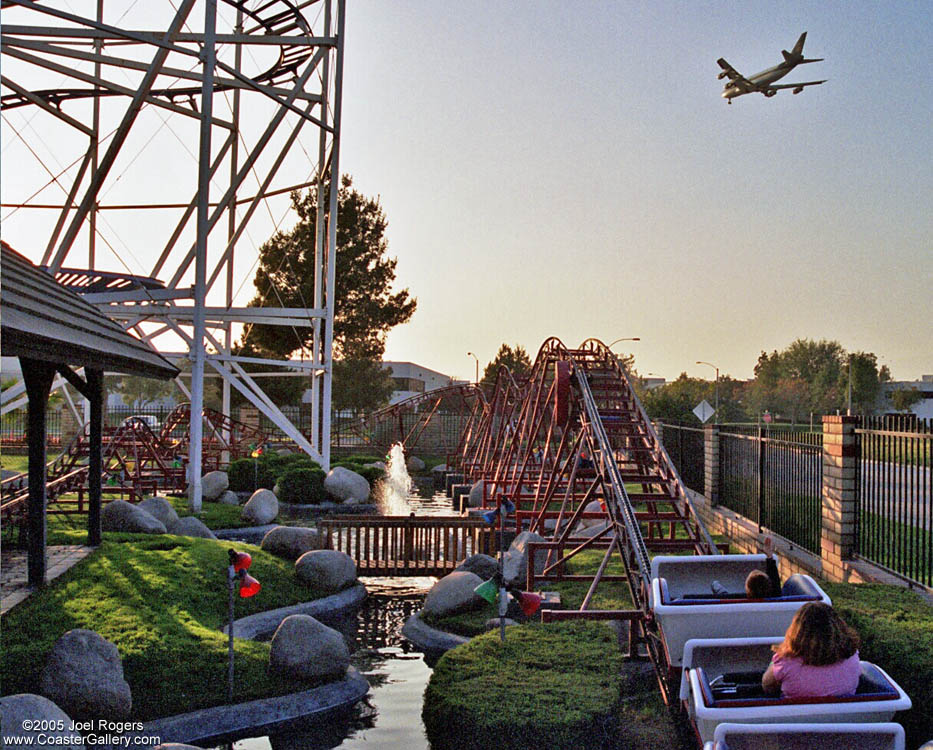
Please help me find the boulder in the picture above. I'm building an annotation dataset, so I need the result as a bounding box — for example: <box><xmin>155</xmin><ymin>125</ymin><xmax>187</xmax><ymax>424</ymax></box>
<box><xmin>456</xmin><ymin>553</ymin><xmax>498</xmax><ymax>581</ymax></box>
<box><xmin>363</xmin><ymin>461</ymin><xmax>387</xmax><ymax>473</ymax></box>
<box><xmin>217</xmin><ymin>490</ymin><xmax>240</xmax><ymax>506</ymax></box>
<box><xmin>242</xmin><ymin>489</ymin><xmax>278</xmax><ymax>525</ymax></box>
<box><xmin>0</xmin><ymin>694</ymin><xmax>85</xmax><ymax>749</ymax></box>
<box><xmin>422</xmin><ymin>570</ymin><xmax>484</xmax><ymax>617</ymax></box>
<box><xmin>431</xmin><ymin>463</ymin><xmax>447</xmax><ymax>473</ymax></box>
<box><xmin>323</xmin><ymin>467</ymin><xmax>370</xmax><ymax>504</ymax></box>
<box><xmin>137</xmin><ymin>496</ymin><xmax>180</xmax><ymax>528</ymax></box>
<box><xmin>261</xmin><ymin>526</ymin><xmax>328</xmax><ymax>560</ymax></box>
<box><xmin>100</xmin><ymin>500</ymin><xmax>166</xmax><ymax>535</ymax></box>
<box><xmin>200</xmin><ymin>470</ymin><xmax>229</xmax><ymax>501</ymax></box>
<box><xmin>167</xmin><ymin>516</ymin><xmax>217</xmax><ymax>539</ymax></box>
<box><xmin>577</xmin><ymin>500</ymin><xmax>604</xmax><ymax>529</ymax></box>
<box><xmin>277</xmin><ymin>448</ymin><xmax>294</xmax><ymax>457</ymax></box>
<box><xmin>295</xmin><ymin>549</ymin><xmax>356</xmax><ymax>593</ymax></box>
<box><xmin>269</xmin><ymin>614</ymin><xmax>349</xmax><ymax>681</ymax></box>
<box><xmin>502</xmin><ymin>531</ymin><xmax>548</xmax><ymax>587</ymax></box>
<box><xmin>39</xmin><ymin>629</ymin><xmax>131</xmax><ymax>720</ymax></box>
<box><xmin>406</xmin><ymin>455</ymin><xmax>426</xmax><ymax>472</ymax></box>
<box><xmin>484</xmin><ymin>618</ymin><xmax>517</xmax><ymax>632</ymax></box>
<box><xmin>467</xmin><ymin>480</ymin><xmax>486</xmax><ymax>508</ymax></box>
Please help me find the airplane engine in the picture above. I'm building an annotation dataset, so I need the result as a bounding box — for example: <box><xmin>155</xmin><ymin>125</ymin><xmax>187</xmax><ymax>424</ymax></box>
<box><xmin>717</xmin><ymin>71</ymin><xmax>728</xmax><ymax>80</ymax></box>
<box><xmin>764</xmin><ymin>90</ymin><xmax>776</xmax><ymax>97</ymax></box>
<box><xmin>793</xmin><ymin>86</ymin><xmax>804</xmax><ymax>94</ymax></box>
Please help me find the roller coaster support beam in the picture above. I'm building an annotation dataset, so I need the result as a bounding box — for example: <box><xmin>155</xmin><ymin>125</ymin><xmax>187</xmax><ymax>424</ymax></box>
<box><xmin>320</xmin><ymin>0</ymin><xmax>346</xmax><ymax>471</ymax></box>
<box><xmin>189</xmin><ymin>0</ymin><xmax>218</xmax><ymax>512</ymax></box>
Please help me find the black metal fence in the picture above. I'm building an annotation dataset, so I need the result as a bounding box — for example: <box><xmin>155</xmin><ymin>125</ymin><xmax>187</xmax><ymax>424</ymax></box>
<box><xmin>2</xmin><ymin>409</ymin><xmax>63</xmax><ymax>446</ymax></box>
<box><xmin>857</xmin><ymin>415</ymin><xmax>932</xmax><ymax>587</ymax></box>
<box><xmin>719</xmin><ymin>426</ymin><xmax>822</xmax><ymax>554</ymax></box>
<box><xmin>657</xmin><ymin>422</ymin><xmax>705</xmax><ymax>494</ymax></box>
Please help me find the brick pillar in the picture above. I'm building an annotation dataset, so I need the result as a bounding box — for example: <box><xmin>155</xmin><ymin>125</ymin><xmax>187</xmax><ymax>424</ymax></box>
<box><xmin>704</xmin><ymin>423</ymin><xmax>720</xmax><ymax>505</ymax></box>
<box><xmin>821</xmin><ymin>415</ymin><xmax>859</xmax><ymax>582</ymax></box>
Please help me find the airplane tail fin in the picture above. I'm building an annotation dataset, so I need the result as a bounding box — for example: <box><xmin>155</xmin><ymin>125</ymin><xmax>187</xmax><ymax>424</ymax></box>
<box><xmin>782</xmin><ymin>31</ymin><xmax>808</xmax><ymax>62</ymax></box>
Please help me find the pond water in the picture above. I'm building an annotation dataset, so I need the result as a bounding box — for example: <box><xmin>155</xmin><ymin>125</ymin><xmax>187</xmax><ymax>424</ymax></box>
<box><xmin>217</xmin><ymin>476</ymin><xmax>453</xmax><ymax>750</ymax></box>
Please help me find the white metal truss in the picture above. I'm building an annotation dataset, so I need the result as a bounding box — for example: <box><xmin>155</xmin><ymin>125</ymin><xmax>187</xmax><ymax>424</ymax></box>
<box><xmin>1</xmin><ymin>0</ymin><xmax>346</xmax><ymax>510</ymax></box>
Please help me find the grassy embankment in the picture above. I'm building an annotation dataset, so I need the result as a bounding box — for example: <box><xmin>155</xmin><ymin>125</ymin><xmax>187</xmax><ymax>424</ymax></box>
<box><xmin>0</xmin><ymin>534</ymin><xmax>332</xmax><ymax>721</ymax></box>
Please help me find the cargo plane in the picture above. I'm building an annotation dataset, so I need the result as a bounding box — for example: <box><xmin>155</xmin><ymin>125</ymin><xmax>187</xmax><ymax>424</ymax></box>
<box><xmin>718</xmin><ymin>32</ymin><xmax>825</xmax><ymax>103</ymax></box>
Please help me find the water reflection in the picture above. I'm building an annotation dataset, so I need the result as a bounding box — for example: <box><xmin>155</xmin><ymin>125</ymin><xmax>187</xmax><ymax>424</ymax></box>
<box><xmin>221</xmin><ymin>481</ymin><xmax>450</xmax><ymax>750</ymax></box>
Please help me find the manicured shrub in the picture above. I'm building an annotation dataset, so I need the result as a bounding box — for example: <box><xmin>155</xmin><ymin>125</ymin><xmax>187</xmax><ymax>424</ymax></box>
<box><xmin>227</xmin><ymin>457</ymin><xmax>276</xmax><ymax>492</ymax></box>
<box><xmin>423</xmin><ymin>621</ymin><xmax>624</xmax><ymax>750</ymax></box>
<box><xmin>277</xmin><ymin>466</ymin><xmax>327</xmax><ymax>504</ymax></box>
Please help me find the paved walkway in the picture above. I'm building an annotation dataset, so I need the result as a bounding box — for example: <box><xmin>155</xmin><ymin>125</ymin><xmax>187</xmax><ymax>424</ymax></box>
<box><xmin>1</xmin><ymin>545</ymin><xmax>94</xmax><ymax>615</ymax></box>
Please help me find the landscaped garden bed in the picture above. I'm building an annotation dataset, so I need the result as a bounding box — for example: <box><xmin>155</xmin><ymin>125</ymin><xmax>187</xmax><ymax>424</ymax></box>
<box><xmin>1</xmin><ymin>534</ymin><xmax>339</xmax><ymax>720</ymax></box>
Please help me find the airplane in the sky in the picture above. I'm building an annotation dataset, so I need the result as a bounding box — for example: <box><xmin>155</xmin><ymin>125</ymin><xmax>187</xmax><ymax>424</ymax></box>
<box><xmin>718</xmin><ymin>32</ymin><xmax>825</xmax><ymax>103</ymax></box>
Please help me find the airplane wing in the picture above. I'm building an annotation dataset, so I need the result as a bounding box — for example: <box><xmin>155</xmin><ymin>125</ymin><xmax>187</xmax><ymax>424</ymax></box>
<box><xmin>716</xmin><ymin>58</ymin><xmax>745</xmax><ymax>82</ymax></box>
<box><xmin>766</xmin><ymin>80</ymin><xmax>826</xmax><ymax>90</ymax></box>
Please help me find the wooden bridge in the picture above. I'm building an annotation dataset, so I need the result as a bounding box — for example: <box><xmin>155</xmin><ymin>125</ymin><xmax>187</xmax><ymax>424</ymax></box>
<box><xmin>318</xmin><ymin>515</ymin><xmax>493</xmax><ymax>576</ymax></box>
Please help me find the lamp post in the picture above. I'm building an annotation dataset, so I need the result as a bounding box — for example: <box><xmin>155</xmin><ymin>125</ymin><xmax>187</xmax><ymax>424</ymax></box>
<box><xmin>607</xmin><ymin>337</ymin><xmax>640</xmax><ymax>349</ymax></box>
<box><xmin>466</xmin><ymin>352</ymin><xmax>479</xmax><ymax>384</ymax></box>
<box><xmin>227</xmin><ymin>549</ymin><xmax>260</xmax><ymax>702</ymax></box>
<box><xmin>696</xmin><ymin>361</ymin><xmax>720</xmax><ymax>417</ymax></box>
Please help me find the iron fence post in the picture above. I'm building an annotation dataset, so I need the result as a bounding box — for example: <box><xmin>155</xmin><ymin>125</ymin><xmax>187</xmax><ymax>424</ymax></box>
<box><xmin>756</xmin><ymin>424</ymin><xmax>765</xmax><ymax>532</ymax></box>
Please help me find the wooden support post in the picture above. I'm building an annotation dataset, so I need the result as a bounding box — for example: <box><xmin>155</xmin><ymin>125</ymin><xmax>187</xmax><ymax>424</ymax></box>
<box><xmin>87</xmin><ymin>368</ymin><xmax>104</xmax><ymax>546</ymax></box>
<box><xmin>22</xmin><ymin>357</ymin><xmax>57</xmax><ymax>588</ymax></box>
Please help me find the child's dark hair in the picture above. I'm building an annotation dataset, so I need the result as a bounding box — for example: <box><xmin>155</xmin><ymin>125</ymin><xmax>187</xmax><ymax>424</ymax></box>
<box><xmin>775</xmin><ymin>602</ymin><xmax>860</xmax><ymax>666</ymax></box>
<box><xmin>745</xmin><ymin>569</ymin><xmax>773</xmax><ymax>598</ymax></box>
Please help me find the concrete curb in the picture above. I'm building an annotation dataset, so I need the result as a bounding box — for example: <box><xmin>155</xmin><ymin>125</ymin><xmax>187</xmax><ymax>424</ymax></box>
<box><xmin>125</xmin><ymin>667</ymin><xmax>370</xmax><ymax>748</ymax></box>
<box><xmin>400</xmin><ymin>610</ymin><xmax>470</xmax><ymax>654</ymax></box>
<box><xmin>223</xmin><ymin>583</ymin><xmax>368</xmax><ymax>639</ymax></box>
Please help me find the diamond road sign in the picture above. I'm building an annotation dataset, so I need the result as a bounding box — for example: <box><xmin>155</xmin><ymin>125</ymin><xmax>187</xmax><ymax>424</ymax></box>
<box><xmin>693</xmin><ymin>399</ymin><xmax>715</xmax><ymax>424</ymax></box>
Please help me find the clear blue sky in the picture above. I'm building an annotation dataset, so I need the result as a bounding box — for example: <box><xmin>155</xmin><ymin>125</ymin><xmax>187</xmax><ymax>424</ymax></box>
<box><xmin>339</xmin><ymin>1</ymin><xmax>932</xmax><ymax>382</ymax></box>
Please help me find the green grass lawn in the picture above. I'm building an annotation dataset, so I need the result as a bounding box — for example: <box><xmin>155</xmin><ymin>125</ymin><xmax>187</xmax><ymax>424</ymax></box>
<box><xmin>824</xmin><ymin>582</ymin><xmax>933</xmax><ymax>747</ymax></box>
<box><xmin>0</xmin><ymin>534</ymin><xmax>330</xmax><ymax>720</ymax></box>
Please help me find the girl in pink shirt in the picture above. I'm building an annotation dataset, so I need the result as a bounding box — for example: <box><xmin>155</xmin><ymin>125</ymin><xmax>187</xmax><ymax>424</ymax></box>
<box><xmin>762</xmin><ymin>602</ymin><xmax>861</xmax><ymax>698</ymax></box>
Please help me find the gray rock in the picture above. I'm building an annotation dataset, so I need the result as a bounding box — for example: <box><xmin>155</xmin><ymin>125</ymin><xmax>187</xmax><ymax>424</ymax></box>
<box><xmin>484</xmin><ymin>617</ymin><xmax>517</xmax><ymax>631</ymax></box>
<box><xmin>1</xmin><ymin>694</ymin><xmax>85</xmax><ymax>748</ymax></box>
<box><xmin>406</xmin><ymin>455</ymin><xmax>426</xmax><ymax>472</ymax></box>
<box><xmin>467</xmin><ymin>480</ymin><xmax>486</xmax><ymax>508</ymax></box>
<box><xmin>277</xmin><ymin>448</ymin><xmax>294</xmax><ymax>457</ymax></box>
<box><xmin>167</xmin><ymin>516</ymin><xmax>217</xmax><ymax>539</ymax></box>
<box><xmin>431</xmin><ymin>463</ymin><xmax>447</xmax><ymax>473</ymax></box>
<box><xmin>577</xmin><ymin>499</ymin><xmax>604</xmax><ymax>529</ymax></box>
<box><xmin>101</xmin><ymin>500</ymin><xmax>166</xmax><ymax>534</ymax></box>
<box><xmin>422</xmin><ymin>570</ymin><xmax>484</xmax><ymax>617</ymax></box>
<box><xmin>295</xmin><ymin>550</ymin><xmax>357</xmax><ymax>593</ymax></box>
<box><xmin>200</xmin><ymin>470</ymin><xmax>229</xmax><ymax>500</ymax></box>
<box><xmin>137</xmin><ymin>496</ymin><xmax>180</xmax><ymax>528</ymax></box>
<box><xmin>323</xmin><ymin>467</ymin><xmax>370</xmax><ymax>504</ymax></box>
<box><xmin>217</xmin><ymin>490</ymin><xmax>240</xmax><ymax>506</ymax></box>
<box><xmin>261</xmin><ymin>526</ymin><xmax>328</xmax><ymax>560</ymax></box>
<box><xmin>363</xmin><ymin>461</ymin><xmax>386</xmax><ymax>473</ymax></box>
<box><xmin>269</xmin><ymin>615</ymin><xmax>350</xmax><ymax>681</ymax></box>
<box><xmin>456</xmin><ymin>553</ymin><xmax>499</xmax><ymax>581</ymax></box>
<box><xmin>502</xmin><ymin>530</ymin><xmax>548</xmax><ymax>587</ymax></box>
<box><xmin>242</xmin><ymin>488</ymin><xmax>278</xmax><ymax>525</ymax></box>
<box><xmin>39</xmin><ymin>629</ymin><xmax>131</xmax><ymax>720</ymax></box>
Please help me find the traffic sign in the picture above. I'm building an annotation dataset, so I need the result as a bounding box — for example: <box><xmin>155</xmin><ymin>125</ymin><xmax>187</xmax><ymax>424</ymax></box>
<box><xmin>693</xmin><ymin>399</ymin><xmax>715</xmax><ymax>423</ymax></box>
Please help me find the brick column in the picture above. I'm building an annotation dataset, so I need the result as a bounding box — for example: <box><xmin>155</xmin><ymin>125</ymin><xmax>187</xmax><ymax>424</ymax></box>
<box><xmin>821</xmin><ymin>415</ymin><xmax>859</xmax><ymax>582</ymax></box>
<box><xmin>704</xmin><ymin>423</ymin><xmax>720</xmax><ymax>505</ymax></box>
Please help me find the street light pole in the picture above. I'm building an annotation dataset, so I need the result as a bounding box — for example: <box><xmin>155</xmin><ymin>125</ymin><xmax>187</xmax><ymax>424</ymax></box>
<box><xmin>467</xmin><ymin>352</ymin><xmax>479</xmax><ymax>384</ymax></box>
<box><xmin>696</xmin><ymin>361</ymin><xmax>719</xmax><ymax>416</ymax></box>
<box><xmin>607</xmin><ymin>337</ymin><xmax>640</xmax><ymax>349</ymax></box>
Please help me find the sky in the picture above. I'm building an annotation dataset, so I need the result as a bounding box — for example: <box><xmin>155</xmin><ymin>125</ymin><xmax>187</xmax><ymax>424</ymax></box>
<box><xmin>1</xmin><ymin>1</ymin><xmax>930</xmax><ymax>385</ymax></box>
<box><xmin>336</xmin><ymin>1</ymin><xmax>932</xmax><ymax>383</ymax></box>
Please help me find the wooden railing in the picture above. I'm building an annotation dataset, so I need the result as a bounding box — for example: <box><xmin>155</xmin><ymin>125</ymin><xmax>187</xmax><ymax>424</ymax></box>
<box><xmin>318</xmin><ymin>515</ymin><xmax>492</xmax><ymax>576</ymax></box>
